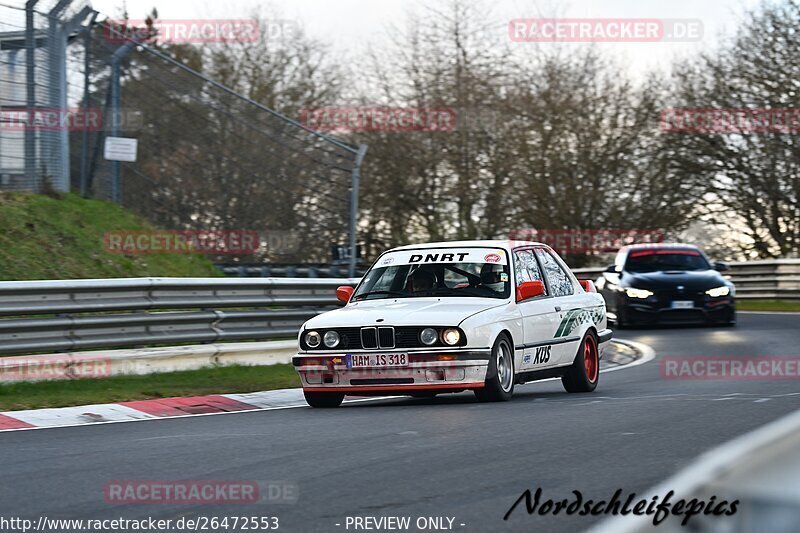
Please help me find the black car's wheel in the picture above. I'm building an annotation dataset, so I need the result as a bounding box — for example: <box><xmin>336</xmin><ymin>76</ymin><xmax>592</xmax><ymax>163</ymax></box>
<box><xmin>562</xmin><ymin>331</ymin><xmax>600</xmax><ymax>393</ymax></box>
<box><xmin>304</xmin><ymin>391</ymin><xmax>345</xmax><ymax>408</ymax></box>
<box><xmin>475</xmin><ymin>333</ymin><xmax>515</xmax><ymax>402</ymax></box>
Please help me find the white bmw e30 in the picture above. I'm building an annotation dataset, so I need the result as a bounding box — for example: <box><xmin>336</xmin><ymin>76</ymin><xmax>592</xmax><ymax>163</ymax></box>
<box><xmin>292</xmin><ymin>240</ymin><xmax>613</xmax><ymax>407</ymax></box>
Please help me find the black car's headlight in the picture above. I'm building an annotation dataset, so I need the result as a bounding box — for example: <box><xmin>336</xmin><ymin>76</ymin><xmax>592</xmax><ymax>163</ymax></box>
<box><xmin>625</xmin><ymin>288</ymin><xmax>654</xmax><ymax>299</ymax></box>
<box><xmin>705</xmin><ymin>286</ymin><xmax>731</xmax><ymax>298</ymax></box>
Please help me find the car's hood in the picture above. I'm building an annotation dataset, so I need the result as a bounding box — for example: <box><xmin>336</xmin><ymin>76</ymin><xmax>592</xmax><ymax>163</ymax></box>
<box><xmin>622</xmin><ymin>269</ymin><xmax>728</xmax><ymax>290</ymax></box>
<box><xmin>304</xmin><ymin>298</ymin><xmax>507</xmax><ymax>328</ymax></box>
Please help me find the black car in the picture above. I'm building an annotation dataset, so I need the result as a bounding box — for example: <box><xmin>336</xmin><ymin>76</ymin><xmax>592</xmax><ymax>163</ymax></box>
<box><xmin>596</xmin><ymin>244</ymin><xmax>735</xmax><ymax>327</ymax></box>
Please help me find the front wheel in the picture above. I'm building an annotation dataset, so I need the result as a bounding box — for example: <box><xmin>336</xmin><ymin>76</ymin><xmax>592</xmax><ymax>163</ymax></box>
<box><xmin>562</xmin><ymin>331</ymin><xmax>599</xmax><ymax>393</ymax></box>
<box><xmin>475</xmin><ymin>334</ymin><xmax>515</xmax><ymax>402</ymax></box>
<box><xmin>304</xmin><ymin>391</ymin><xmax>345</xmax><ymax>408</ymax></box>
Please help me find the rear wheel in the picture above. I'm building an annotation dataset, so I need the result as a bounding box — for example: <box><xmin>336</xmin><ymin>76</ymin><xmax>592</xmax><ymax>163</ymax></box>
<box><xmin>562</xmin><ymin>331</ymin><xmax>599</xmax><ymax>393</ymax></box>
<box><xmin>304</xmin><ymin>391</ymin><xmax>345</xmax><ymax>408</ymax></box>
<box><xmin>475</xmin><ymin>334</ymin><xmax>514</xmax><ymax>402</ymax></box>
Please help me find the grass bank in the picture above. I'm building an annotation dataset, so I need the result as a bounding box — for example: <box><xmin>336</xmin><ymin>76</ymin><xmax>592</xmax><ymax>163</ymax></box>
<box><xmin>0</xmin><ymin>192</ymin><xmax>221</xmax><ymax>280</ymax></box>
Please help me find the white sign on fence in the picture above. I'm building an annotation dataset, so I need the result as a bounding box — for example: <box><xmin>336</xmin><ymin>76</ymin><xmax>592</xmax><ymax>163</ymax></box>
<box><xmin>104</xmin><ymin>137</ymin><xmax>138</xmax><ymax>162</ymax></box>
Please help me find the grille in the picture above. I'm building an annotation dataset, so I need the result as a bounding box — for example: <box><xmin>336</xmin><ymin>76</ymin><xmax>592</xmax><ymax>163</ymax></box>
<box><xmin>304</xmin><ymin>326</ymin><xmax>464</xmax><ymax>350</ymax></box>
<box><xmin>378</xmin><ymin>327</ymin><xmax>395</xmax><ymax>348</ymax></box>
<box><xmin>656</xmin><ymin>289</ymin><xmax>704</xmax><ymax>308</ymax></box>
<box><xmin>361</xmin><ymin>327</ymin><xmax>378</xmax><ymax>349</ymax></box>
<box><xmin>361</xmin><ymin>326</ymin><xmax>395</xmax><ymax>349</ymax></box>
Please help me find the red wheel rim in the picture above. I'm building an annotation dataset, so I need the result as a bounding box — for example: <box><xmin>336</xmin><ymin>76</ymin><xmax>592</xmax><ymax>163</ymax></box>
<box><xmin>583</xmin><ymin>336</ymin><xmax>598</xmax><ymax>383</ymax></box>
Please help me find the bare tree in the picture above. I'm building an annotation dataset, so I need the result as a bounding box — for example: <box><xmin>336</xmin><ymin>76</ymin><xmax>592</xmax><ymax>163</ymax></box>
<box><xmin>666</xmin><ymin>0</ymin><xmax>800</xmax><ymax>258</ymax></box>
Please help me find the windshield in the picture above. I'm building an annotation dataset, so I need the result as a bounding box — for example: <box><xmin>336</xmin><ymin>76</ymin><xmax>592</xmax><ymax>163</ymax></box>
<box><xmin>353</xmin><ymin>248</ymin><xmax>511</xmax><ymax>301</ymax></box>
<box><xmin>624</xmin><ymin>249</ymin><xmax>711</xmax><ymax>273</ymax></box>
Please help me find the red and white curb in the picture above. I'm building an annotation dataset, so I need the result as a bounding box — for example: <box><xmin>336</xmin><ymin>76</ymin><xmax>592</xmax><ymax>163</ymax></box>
<box><xmin>0</xmin><ymin>340</ymin><xmax>654</xmax><ymax>433</ymax></box>
<box><xmin>0</xmin><ymin>389</ymin><xmax>314</xmax><ymax>432</ymax></box>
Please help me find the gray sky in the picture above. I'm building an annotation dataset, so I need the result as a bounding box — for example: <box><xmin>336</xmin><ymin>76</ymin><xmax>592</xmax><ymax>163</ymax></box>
<box><xmin>4</xmin><ymin>0</ymin><xmax>764</xmax><ymax>75</ymax></box>
<box><xmin>81</xmin><ymin>0</ymin><xmax>762</xmax><ymax>75</ymax></box>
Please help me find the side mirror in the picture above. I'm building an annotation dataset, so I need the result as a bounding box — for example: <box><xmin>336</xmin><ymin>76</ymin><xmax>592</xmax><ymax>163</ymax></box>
<box><xmin>579</xmin><ymin>280</ymin><xmax>597</xmax><ymax>293</ymax></box>
<box><xmin>336</xmin><ymin>286</ymin><xmax>355</xmax><ymax>304</ymax></box>
<box><xmin>605</xmin><ymin>264</ymin><xmax>620</xmax><ymax>273</ymax></box>
<box><xmin>516</xmin><ymin>281</ymin><xmax>546</xmax><ymax>302</ymax></box>
<box><xmin>714</xmin><ymin>261</ymin><xmax>730</xmax><ymax>272</ymax></box>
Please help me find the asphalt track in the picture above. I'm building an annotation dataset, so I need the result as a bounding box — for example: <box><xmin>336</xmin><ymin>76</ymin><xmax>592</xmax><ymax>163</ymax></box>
<box><xmin>1</xmin><ymin>312</ymin><xmax>799</xmax><ymax>532</ymax></box>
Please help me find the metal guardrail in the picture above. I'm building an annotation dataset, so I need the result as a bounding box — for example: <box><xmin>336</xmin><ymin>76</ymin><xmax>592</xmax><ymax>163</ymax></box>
<box><xmin>216</xmin><ymin>263</ymin><xmax>369</xmax><ymax>279</ymax></box>
<box><xmin>0</xmin><ymin>277</ymin><xmax>358</xmax><ymax>355</ymax></box>
<box><xmin>573</xmin><ymin>259</ymin><xmax>800</xmax><ymax>299</ymax></box>
<box><xmin>0</xmin><ymin>259</ymin><xmax>798</xmax><ymax>356</ymax></box>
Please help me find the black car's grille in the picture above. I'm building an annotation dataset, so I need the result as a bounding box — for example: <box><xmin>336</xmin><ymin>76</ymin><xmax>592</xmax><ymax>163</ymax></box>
<box><xmin>654</xmin><ymin>289</ymin><xmax>705</xmax><ymax>308</ymax></box>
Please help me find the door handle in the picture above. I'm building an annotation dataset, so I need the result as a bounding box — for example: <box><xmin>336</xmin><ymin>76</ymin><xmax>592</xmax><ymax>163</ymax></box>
<box><xmin>555</xmin><ymin>306</ymin><xmax>562</xmax><ymax>312</ymax></box>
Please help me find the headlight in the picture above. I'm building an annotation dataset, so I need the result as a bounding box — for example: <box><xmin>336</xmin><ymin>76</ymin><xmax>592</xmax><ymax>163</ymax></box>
<box><xmin>305</xmin><ymin>330</ymin><xmax>321</xmax><ymax>348</ymax></box>
<box><xmin>323</xmin><ymin>330</ymin><xmax>340</xmax><ymax>348</ymax></box>
<box><xmin>625</xmin><ymin>288</ymin><xmax>654</xmax><ymax>299</ymax></box>
<box><xmin>705</xmin><ymin>286</ymin><xmax>731</xmax><ymax>298</ymax></box>
<box><xmin>420</xmin><ymin>327</ymin><xmax>438</xmax><ymax>346</ymax></box>
<box><xmin>442</xmin><ymin>328</ymin><xmax>461</xmax><ymax>346</ymax></box>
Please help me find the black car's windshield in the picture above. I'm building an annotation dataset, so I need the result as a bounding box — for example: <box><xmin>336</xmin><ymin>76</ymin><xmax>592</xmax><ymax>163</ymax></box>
<box><xmin>624</xmin><ymin>249</ymin><xmax>711</xmax><ymax>273</ymax></box>
<box><xmin>353</xmin><ymin>248</ymin><xmax>511</xmax><ymax>301</ymax></box>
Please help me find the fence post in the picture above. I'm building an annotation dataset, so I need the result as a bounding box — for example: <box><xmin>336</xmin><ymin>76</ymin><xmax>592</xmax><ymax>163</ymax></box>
<box><xmin>24</xmin><ymin>0</ymin><xmax>39</xmax><ymax>190</ymax></box>
<box><xmin>348</xmin><ymin>144</ymin><xmax>368</xmax><ymax>278</ymax></box>
<box><xmin>79</xmin><ymin>12</ymin><xmax>97</xmax><ymax>197</ymax></box>
<box><xmin>109</xmin><ymin>40</ymin><xmax>136</xmax><ymax>203</ymax></box>
<box><xmin>46</xmin><ymin>0</ymin><xmax>72</xmax><ymax>192</ymax></box>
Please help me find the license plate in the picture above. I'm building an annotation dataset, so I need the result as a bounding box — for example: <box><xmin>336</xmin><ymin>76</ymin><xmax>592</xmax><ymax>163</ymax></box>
<box><xmin>348</xmin><ymin>353</ymin><xmax>408</xmax><ymax>368</ymax></box>
<box><xmin>671</xmin><ymin>300</ymin><xmax>694</xmax><ymax>309</ymax></box>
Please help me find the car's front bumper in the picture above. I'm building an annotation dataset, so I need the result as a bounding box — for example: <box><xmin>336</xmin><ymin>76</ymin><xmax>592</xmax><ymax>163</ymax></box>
<box><xmin>292</xmin><ymin>349</ymin><xmax>491</xmax><ymax>395</ymax></box>
<box><xmin>618</xmin><ymin>295</ymin><xmax>735</xmax><ymax>325</ymax></box>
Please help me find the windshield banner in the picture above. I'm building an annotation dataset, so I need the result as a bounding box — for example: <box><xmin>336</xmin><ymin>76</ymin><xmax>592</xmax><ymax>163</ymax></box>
<box><xmin>376</xmin><ymin>247</ymin><xmax>508</xmax><ymax>267</ymax></box>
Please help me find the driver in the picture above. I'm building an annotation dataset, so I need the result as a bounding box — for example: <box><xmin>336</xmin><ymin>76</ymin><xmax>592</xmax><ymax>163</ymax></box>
<box><xmin>407</xmin><ymin>268</ymin><xmax>437</xmax><ymax>293</ymax></box>
<box><xmin>480</xmin><ymin>263</ymin><xmax>506</xmax><ymax>292</ymax></box>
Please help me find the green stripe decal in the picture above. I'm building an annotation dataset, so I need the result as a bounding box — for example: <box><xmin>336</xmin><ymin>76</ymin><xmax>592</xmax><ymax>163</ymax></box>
<box><xmin>554</xmin><ymin>306</ymin><xmax>606</xmax><ymax>338</ymax></box>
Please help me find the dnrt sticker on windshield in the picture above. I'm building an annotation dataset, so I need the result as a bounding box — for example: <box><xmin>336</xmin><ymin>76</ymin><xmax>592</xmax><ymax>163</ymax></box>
<box><xmin>379</xmin><ymin>248</ymin><xmax>508</xmax><ymax>266</ymax></box>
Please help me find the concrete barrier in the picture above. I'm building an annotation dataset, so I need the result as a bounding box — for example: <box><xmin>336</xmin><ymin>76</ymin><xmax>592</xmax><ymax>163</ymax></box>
<box><xmin>0</xmin><ymin>340</ymin><xmax>297</xmax><ymax>382</ymax></box>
